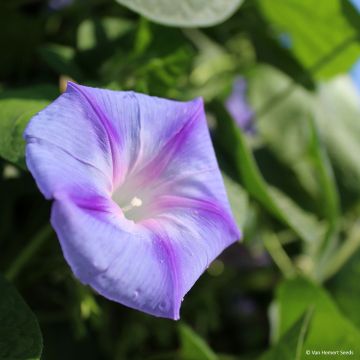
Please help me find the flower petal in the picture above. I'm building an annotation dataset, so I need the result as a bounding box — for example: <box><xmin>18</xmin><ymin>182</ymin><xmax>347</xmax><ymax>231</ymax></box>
<box><xmin>51</xmin><ymin>195</ymin><xmax>180</xmax><ymax>319</ymax></box>
<box><xmin>51</xmin><ymin>193</ymin><xmax>239</xmax><ymax>320</ymax></box>
<box><xmin>127</xmin><ymin>95</ymin><xmax>234</xmax><ymax>217</ymax></box>
<box><xmin>143</xmin><ymin>195</ymin><xmax>240</xmax><ymax>302</ymax></box>
<box><xmin>24</xmin><ymin>82</ymin><xmax>141</xmax><ymax>198</ymax></box>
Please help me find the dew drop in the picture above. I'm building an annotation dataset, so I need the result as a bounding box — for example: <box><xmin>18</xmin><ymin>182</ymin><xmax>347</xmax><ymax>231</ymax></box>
<box><xmin>185</xmin><ymin>247</ymin><xmax>194</xmax><ymax>257</ymax></box>
<box><xmin>159</xmin><ymin>301</ymin><xmax>168</xmax><ymax>311</ymax></box>
<box><xmin>99</xmin><ymin>273</ymin><xmax>107</xmax><ymax>281</ymax></box>
<box><xmin>132</xmin><ymin>289</ymin><xmax>140</xmax><ymax>301</ymax></box>
<box><xmin>160</xmin><ymin>258</ymin><xmax>165</xmax><ymax>264</ymax></box>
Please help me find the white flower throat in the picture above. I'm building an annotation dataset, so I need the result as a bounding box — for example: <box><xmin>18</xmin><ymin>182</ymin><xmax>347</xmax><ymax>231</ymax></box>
<box><xmin>122</xmin><ymin>196</ymin><xmax>143</xmax><ymax>213</ymax></box>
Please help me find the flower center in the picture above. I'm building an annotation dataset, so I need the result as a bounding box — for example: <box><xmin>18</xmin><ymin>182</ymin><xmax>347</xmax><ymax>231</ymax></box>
<box><xmin>112</xmin><ymin>176</ymin><xmax>152</xmax><ymax>222</ymax></box>
<box><xmin>122</xmin><ymin>196</ymin><xmax>143</xmax><ymax>213</ymax></box>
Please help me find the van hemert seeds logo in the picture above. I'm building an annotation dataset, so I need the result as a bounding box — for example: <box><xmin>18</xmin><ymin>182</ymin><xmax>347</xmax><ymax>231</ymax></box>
<box><xmin>306</xmin><ymin>349</ymin><xmax>354</xmax><ymax>356</ymax></box>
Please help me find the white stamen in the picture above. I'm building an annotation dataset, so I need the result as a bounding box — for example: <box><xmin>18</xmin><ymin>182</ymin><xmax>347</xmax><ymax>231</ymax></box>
<box><xmin>122</xmin><ymin>196</ymin><xmax>143</xmax><ymax>213</ymax></box>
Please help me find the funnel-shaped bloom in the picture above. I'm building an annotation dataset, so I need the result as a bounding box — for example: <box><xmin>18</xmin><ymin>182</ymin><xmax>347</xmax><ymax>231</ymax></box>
<box><xmin>225</xmin><ymin>76</ymin><xmax>254</xmax><ymax>133</ymax></box>
<box><xmin>24</xmin><ymin>83</ymin><xmax>240</xmax><ymax>319</ymax></box>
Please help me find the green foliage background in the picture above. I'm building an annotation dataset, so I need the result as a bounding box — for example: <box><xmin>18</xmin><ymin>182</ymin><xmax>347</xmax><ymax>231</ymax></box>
<box><xmin>1</xmin><ymin>0</ymin><xmax>360</xmax><ymax>359</ymax></box>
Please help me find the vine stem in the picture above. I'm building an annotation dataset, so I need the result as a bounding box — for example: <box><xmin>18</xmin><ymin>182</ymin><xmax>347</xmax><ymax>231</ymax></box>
<box><xmin>322</xmin><ymin>221</ymin><xmax>360</xmax><ymax>281</ymax></box>
<box><xmin>263</xmin><ymin>232</ymin><xmax>297</xmax><ymax>279</ymax></box>
<box><xmin>5</xmin><ymin>224</ymin><xmax>53</xmax><ymax>281</ymax></box>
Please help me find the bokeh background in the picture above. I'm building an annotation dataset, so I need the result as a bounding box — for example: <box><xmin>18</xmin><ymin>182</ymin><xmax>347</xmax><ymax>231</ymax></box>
<box><xmin>1</xmin><ymin>0</ymin><xmax>360</xmax><ymax>359</ymax></box>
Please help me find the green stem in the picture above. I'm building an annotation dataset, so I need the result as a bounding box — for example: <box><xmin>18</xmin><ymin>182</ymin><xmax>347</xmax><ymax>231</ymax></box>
<box><xmin>5</xmin><ymin>224</ymin><xmax>52</xmax><ymax>281</ymax></box>
<box><xmin>295</xmin><ymin>307</ymin><xmax>314</xmax><ymax>360</ymax></box>
<box><xmin>263</xmin><ymin>232</ymin><xmax>297</xmax><ymax>279</ymax></box>
<box><xmin>322</xmin><ymin>222</ymin><xmax>360</xmax><ymax>281</ymax></box>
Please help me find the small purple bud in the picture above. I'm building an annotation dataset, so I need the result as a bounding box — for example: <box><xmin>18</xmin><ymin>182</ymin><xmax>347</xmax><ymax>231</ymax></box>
<box><xmin>49</xmin><ymin>0</ymin><xmax>73</xmax><ymax>10</ymax></box>
<box><xmin>225</xmin><ymin>76</ymin><xmax>255</xmax><ymax>134</ymax></box>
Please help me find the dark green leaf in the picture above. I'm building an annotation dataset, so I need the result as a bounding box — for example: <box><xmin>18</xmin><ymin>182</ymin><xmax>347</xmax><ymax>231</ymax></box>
<box><xmin>275</xmin><ymin>277</ymin><xmax>360</xmax><ymax>354</ymax></box>
<box><xmin>248</xmin><ymin>65</ymin><xmax>339</xmax><ymax>227</ymax></box>
<box><xmin>0</xmin><ymin>85</ymin><xmax>58</xmax><ymax>168</ymax></box>
<box><xmin>259</xmin><ymin>309</ymin><xmax>313</xmax><ymax>360</ymax></box>
<box><xmin>38</xmin><ymin>44</ymin><xmax>83</xmax><ymax>80</ymax></box>
<box><xmin>77</xmin><ymin>17</ymin><xmax>134</xmax><ymax>51</ymax></box>
<box><xmin>0</xmin><ymin>273</ymin><xmax>42</xmax><ymax>360</ymax></box>
<box><xmin>329</xmin><ymin>244</ymin><xmax>360</xmax><ymax>330</ymax></box>
<box><xmin>217</xmin><ymin>103</ymin><xmax>323</xmax><ymax>244</ymax></box>
<box><xmin>179</xmin><ymin>323</ymin><xmax>218</xmax><ymax>360</ymax></box>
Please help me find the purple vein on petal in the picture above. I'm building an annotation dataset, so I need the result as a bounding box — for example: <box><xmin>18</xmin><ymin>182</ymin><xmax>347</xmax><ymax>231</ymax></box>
<box><xmin>26</xmin><ymin>137</ymin><xmax>111</xmax><ymax>187</ymax></box>
<box><xmin>142</xmin><ymin>219</ymin><xmax>181</xmax><ymax>320</ymax></box>
<box><xmin>67</xmin><ymin>82</ymin><xmax>123</xmax><ymax>186</ymax></box>
<box><xmin>151</xmin><ymin>195</ymin><xmax>240</xmax><ymax>237</ymax></box>
<box><xmin>133</xmin><ymin>99</ymin><xmax>203</xmax><ymax>185</ymax></box>
<box><xmin>68</xmin><ymin>194</ymin><xmax>120</xmax><ymax>215</ymax></box>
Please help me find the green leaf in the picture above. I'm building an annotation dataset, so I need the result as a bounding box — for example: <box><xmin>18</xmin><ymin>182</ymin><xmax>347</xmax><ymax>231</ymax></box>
<box><xmin>258</xmin><ymin>0</ymin><xmax>360</xmax><ymax>79</ymax></box>
<box><xmin>115</xmin><ymin>0</ymin><xmax>244</xmax><ymax>27</ymax></box>
<box><xmin>329</xmin><ymin>243</ymin><xmax>360</xmax><ymax>330</ymax></box>
<box><xmin>217</xmin><ymin>103</ymin><xmax>323</xmax><ymax>244</ymax></box>
<box><xmin>0</xmin><ymin>273</ymin><xmax>42</xmax><ymax>360</ymax></box>
<box><xmin>314</xmin><ymin>75</ymin><xmax>360</xmax><ymax>198</ymax></box>
<box><xmin>77</xmin><ymin>17</ymin><xmax>134</xmax><ymax>51</ymax></box>
<box><xmin>267</xmin><ymin>187</ymin><xmax>323</xmax><ymax>244</ymax></box>
<box><xmin>179</xmin><ymin>323</ymin><xmax>218</xmax><ymax>360</ymax></box>
<box><xmin>275</xmin><ymin>277</ymin><xmax>360</xmax><ymax>354</ymax></box>
<box><xmin>248</xmin><ymin>65</ymin><xmax>339</xmax><ymax>228</ymax></box>
<box><xmin>0</xmin><ymin>85</ymin><xmax>58</xmax><ymax>168</ymax></box>
<box><xmin>222</xmin><ymin>172</ymin><xmax>249</xmax><ymax>229</ymax></box>
<box><xmin>38</xmin><ymin>44</ymin><xmax>83</xmax><ymax>79</ymax></box>
<box><xmin>259</xmin><ymin>309</ymin><xmax>313</xmax><ymax>360</ymax></box>
<box><xmin>307</xmin><ymin>116</ymin><xmax>339</xmax><ymax>232</ymax></box>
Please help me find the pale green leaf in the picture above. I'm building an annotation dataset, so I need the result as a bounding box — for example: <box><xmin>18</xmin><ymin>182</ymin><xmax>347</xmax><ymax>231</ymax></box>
<box><xmin>115</xmin><ymin>0</ymin><xmax>244</xmax><ymax>27</ymax></box>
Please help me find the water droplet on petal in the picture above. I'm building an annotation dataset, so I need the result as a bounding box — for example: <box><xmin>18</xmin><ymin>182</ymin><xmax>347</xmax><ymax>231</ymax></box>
<box><xmin>159</xmin><ymin>301</ymin><xmax>168</xmax><ymax>311</ymax></box>
<box><xmin>132</xmin><ymin>290</ymin><xmax>140</xmax><ymax>300</ymax></box>
<box><xmin>185</xmin><ymin>247</ymin><xmax>194</xmax><ymax>257</ymax></box>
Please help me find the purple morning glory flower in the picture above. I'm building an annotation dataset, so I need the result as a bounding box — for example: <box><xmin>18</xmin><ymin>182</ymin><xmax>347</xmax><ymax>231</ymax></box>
<box><xmin>24</xmin><ymin>83</ymin><xmax>240</xmax><ymax>319</ymax></box>
<box><xmin>225</xmin><ymin>76</ymin><xmax>255</xmax><ymax>133</ymax></box>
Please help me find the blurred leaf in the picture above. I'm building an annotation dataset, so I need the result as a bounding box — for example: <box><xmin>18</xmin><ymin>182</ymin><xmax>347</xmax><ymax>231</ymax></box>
<box><xmin>179</xmin><ymin>323</ymin><xmax>218</xmax><ymax>360</ymax></box>
<box><xmin>258</xmin><ymin>0</ymin><xmax>360</xmax><ymax>79</ymax></box>
<box><xmin>315</xmin><ymin>75</ymin><xmax>360</xmax><ymax>199</ymax></box>
<box><xmin>0</xmin><ymin>85</ymin><xmax>58</xmax><ymax>168</ymax></box>
<box><xmin>248</xmin><ymin>65</ymin><xmax>340</xmax><ymax>225</ymax></box>
<box><xmin>340</xmin><ymin>0</ymin><xmax>360</xmax><ymax>35</ymax></box>
<box><xmin>267</xmin><ymin>187</ymin><xmax>323</xmax><ymax>244</ymax></box>
<box><xmin>0</xmin><ymin>273</ymin><xmax>42</xmax><ymax>359</ymax></box>
<box><xmin>275</xmin><ymin>277</ymin><xmax>360</xmax><ymax>354</ymax></box>
<box><xmin>259</xmin><ymin>309</ymin><xmax>313</xmax><ymax>360</ymax></box>
<box><xmin>329</xmin><ymin>241</ymin><xmax>360</xmax><ymax>330</ymax></box>
<box><xmin>307</xmin><ymin>116</ymin><xmax>339</xmax><ymax>232</ymax></box>
<box><xmin>222</xmin><ymin>172</ymin><xmax>249</xmax><ymax>229</ymax></box>
<box><xmin>38</xmin><ymin>44</ymin><xmax>82</xmax><ymax>80</ymax></box>
<box><xmin>115</xmin><ymin>0</ymin><xmax>243</xmax><ymax>27</ymax></box>
<box><xmin>77</xmin><ymin>17</ymin><xmax>134</xmax><ymax>51</ymax></box>
<box><xmin>0</xmin><ymin>9</ymin><xmax>43</xmax><ymax>82</ymax></box>
<box><xmin>217</xmin><ymin>104</ymin><xmax>323</xmax><ymax>244</ymax></box>
<box><xmin>246</xmin><ymin>8</ymin><xmax>315</xmax><ymax>90</ymax></box>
